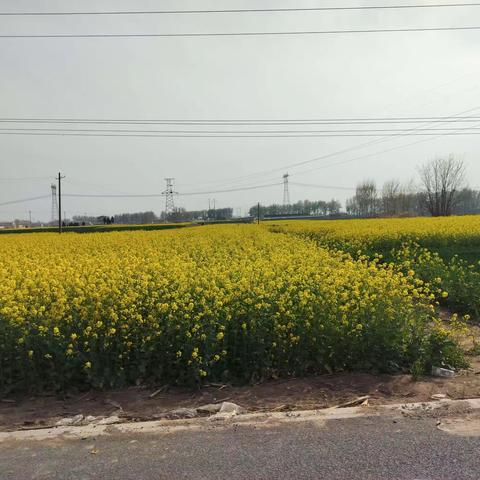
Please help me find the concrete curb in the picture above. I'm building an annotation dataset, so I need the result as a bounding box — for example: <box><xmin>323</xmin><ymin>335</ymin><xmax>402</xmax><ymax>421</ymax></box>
<box><xmin>2</xmin><ymin>398</ymin><xmax>480</xmax><ymax>443</ymax></box>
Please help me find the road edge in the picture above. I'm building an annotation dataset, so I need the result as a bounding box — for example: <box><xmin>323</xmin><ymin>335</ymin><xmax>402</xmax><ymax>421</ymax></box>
<box><xmin>2</xmin><ymin>397</ymin><xmax>480</xmax><ymax>442</ymax></box>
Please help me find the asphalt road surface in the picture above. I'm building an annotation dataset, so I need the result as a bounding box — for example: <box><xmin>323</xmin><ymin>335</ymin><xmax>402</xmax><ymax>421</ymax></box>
<box><xmin>1</xmin><ymin>413</ymin><xmax>479</xmax><ymax>480</ymax></box>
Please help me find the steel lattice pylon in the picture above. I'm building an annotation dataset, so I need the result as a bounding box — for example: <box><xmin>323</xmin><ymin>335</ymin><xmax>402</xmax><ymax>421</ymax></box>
<box><xmin>51</xmin><ymin>183</ymin><xmax>59</xmax><ymax>223</ymax></box>
<box><xmin>283</xmin><ymin>173</ymin><xmax>290</xmax><ymax>206</ymax></box>
<box><xmin>162</xmin><ymin>177</ymin><xmax>177</xmax><ymax>219</ymax></box>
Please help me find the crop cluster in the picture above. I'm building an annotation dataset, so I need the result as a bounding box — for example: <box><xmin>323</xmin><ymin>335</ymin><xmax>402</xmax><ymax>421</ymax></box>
<box><xmin>270</xmin><ymin>216</ymin><xmax>480</xmax><ymax>316</ymax></box>
<box><xmin>268</xmin><ymin>215</ymin><xmax>480</xmax><ymax>259</ymax></box>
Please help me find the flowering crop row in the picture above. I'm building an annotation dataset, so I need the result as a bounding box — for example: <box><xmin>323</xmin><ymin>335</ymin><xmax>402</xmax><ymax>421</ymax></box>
<box><xmin>270</xmin><ymin>216</ymin><xmax>480</xmax><ymax>315</ymax></box>
<box><xmin>0</xmin><ymin>225</ymin><xmax>465</xmax><ymax>392</ymax></box>
<box><xmin>267</xmin><ymin>216</ymin><xmax>480</xmax><ymax>261</ymax></box>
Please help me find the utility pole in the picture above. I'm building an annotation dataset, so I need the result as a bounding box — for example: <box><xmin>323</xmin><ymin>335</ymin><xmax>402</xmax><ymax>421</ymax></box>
<box><xmin>257</xmin><ymin>202</ymin><xmax>260</xmax><ymax>225</ymax></box>
<box><xmin>213</xmin><ymin>198</ymin><xmax>216</xmax><ymax>221</ymax></box>
<box><xmin>28</xmin><ymin>210</ymin><xmax>32</xmax><ymax>227</ymax></box>
<box><xmin>57</xmin><ymin>172</ymin><xmax>65</xmax><ymax>233</ymax></box>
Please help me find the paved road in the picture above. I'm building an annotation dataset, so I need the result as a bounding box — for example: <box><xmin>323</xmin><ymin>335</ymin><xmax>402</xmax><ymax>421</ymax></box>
<box><xmin>1</xmin><ymin>414</ymin><xmax>479</xmax><ymax>480</ymax></box>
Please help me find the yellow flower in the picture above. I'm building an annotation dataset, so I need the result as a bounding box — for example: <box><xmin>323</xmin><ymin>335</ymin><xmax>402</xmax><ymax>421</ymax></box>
<box><xmin>0</xmin><ymin>217</ymin><xmax>474</xmax><ymax>389</ymax></box>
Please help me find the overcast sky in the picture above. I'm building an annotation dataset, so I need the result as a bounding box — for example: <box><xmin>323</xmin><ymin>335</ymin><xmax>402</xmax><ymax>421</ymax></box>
<box><xmin>1</xmin><ymin>0</ymin><xmax>480</xmax><ymax>222</ymax></box>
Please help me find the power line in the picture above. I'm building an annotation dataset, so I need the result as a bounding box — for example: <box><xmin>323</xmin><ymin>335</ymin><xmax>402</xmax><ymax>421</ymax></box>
<box><xmin>3</xmin><ymin>130</ymin><xmax>480</xmax><ymax>138</ymax></box>
<box><xmin>215</xmin><ymin>107</ymin><xmax>480</xmax><ymax>181</ymax></box>
<box><xmin>294</xmin><ymin>120</ymin><xmax>480</xmax><ymax>177</ymax></box>
<box><xmin>63</xmin><ymin>182</ymin><xmax>283</xmax><ymax>198</ymax></box>
<box><xmin>0</xmin><ymin>209</ymin><xmax>46</xmax><ymax>216</ymax></box>
<box><xmin>1</xmin><ymin>113</ymin><xmax>475</xmax><ymax>191</ymax></box>
<box><xmin>1</xmin><ymin>110</ymin><xmax>477</xmax><ymax>199</ymax></box>
<box><xmin>2</xmin><ymin>116</ymin><xmax>480</xmax><ymax>125</ymax></box>
<box><xmin>3</xmin><ymin>25</ymin><xmax>480</xmax><ymax>38</ymax></box>
<box><xmin>64</xmin><ymin>193</ymin><xmax>162</xmax><ymax>198</ymax></box>
<box><xmin>2</xmin><ymin>3</ymin><xmax>480</xmax><ymax>15</ymax></box>
<box><xmin>290</xmin><ymin>182</ymin><xmax>356</xmax><ymax>191</ymax></box>
<box><xmin>177</xmin><ymin>107</ymin><xmax>480</xmax><ymax>189</ymax></box>
<box><xmin>0</xmin><ymin>176</ymin><xmax>52</xmax><ymax>181</ymax></box>
<box><xmin>3</xmin><ymin>126</ymin><xmax>480</xmax><ymax>134</ymax></box>
<box><xmin>0</xmin><ymin>195</ymin><xmax>50</xmax><ymax>207</ymax></box>
<box><xmin>2</xmin><ymin>111</ymin><xmax>469</xmax><ymax>198</ymax></box>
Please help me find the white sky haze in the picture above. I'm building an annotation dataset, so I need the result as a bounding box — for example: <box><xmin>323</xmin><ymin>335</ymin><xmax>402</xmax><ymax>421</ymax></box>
<box><xmin>1</xmin><ymin>0</ymin><xmax>480</xmax><ymax>221</ymax></box>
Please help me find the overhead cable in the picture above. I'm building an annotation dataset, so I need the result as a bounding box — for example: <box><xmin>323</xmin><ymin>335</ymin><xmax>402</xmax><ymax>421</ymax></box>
<box><xmin>0</xmin><ymin>195</ymin><xmax>50</xmax><ymax>207</ymax></box>
<box><xmin>2</xmin><ymin>3</ymin><xmax>480</xmax><ymax>16</ymax></box>
<box><xmin>3</xmin><ymin>25</ymin><xmax>480</xmax><ymax>38</ymax></box>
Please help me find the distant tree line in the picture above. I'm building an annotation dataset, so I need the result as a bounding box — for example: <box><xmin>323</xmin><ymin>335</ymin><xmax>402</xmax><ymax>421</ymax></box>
<box><xmin>73</xmin><ymin>207</ymin><xmax>234</xmax><ymax>225</ymax></box>
<box><xmin>346</xmin><ymin>180</ymin><xmax>424</xmax><ymax>217</ymax></box>
<box><xmin>249</xmin><ymin>199</ymin><xmax>342</xmax><ymax>218</ymax></box>
<box><xmin>113</xmin><ymin>211</ymin><xmax>156</xmax><ymax>224</ymax></box>
<box><xmin>160</xmin><ymin>207</ymin><xmax>234</xmax><ymax>222</ymax></box>
<box><xmin>346</xmin><ymin>157</ymin><xmax>478</xmax><ymax>218</ymax></box>
<box><xmin>73</xmin><ymin>212</ymin><xmax>153</xmax><ymax>225</ymax></box>
<box><xmin>347</xmin><ymin>183</ymin><xmax>480</xmax><ymax>218</ymax></box>
<box><xmin>72</xmin><ymin>214</ymin><xmax>116</xmax><ymax>225</ymax></box>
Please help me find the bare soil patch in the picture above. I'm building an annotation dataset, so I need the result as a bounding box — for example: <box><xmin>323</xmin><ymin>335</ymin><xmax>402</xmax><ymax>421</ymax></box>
<box><xmin>1</xmin><ymin>354</ymin><xmax>479</xmax><ymax>432</ymax></box>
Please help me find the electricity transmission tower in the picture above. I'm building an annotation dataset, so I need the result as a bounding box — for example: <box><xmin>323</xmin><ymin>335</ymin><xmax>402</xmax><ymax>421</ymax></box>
<box><xmin>51</xmin><ymin>184</ymin><xmax>59</xmax><ymax>223</ymax></box>
<box><xmin>57</xmin><ymin>172</ymin><xmax>65</xmax><ymax>233</ymax></box>
<box><xmin>162</xmin><ymin>177</ymin><xmax>177</xmax><ymax>221</ymax></box>
<box><xmin>283</xmin><ymin>173</ymin><xmax>290</xmax><ymax>206</ymax></box>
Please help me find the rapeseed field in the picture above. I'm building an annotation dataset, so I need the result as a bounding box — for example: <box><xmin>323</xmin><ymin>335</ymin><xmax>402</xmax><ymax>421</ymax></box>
<box><xmin>0</xmin><ymin>224</ymin><xmax>467</xmax><ymax>392</ymax></box>
<box><xmin>270</xmin><ymin>216</ymin><xmax>480</xmax><ymax>316</ymax></box>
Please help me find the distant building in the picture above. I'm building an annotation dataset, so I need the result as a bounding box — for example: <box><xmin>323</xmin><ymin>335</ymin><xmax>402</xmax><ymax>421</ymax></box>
<box><xmin>0</xmin><ymin>222</ymin><xmax>15</xmax><ymax>229</ymax></box>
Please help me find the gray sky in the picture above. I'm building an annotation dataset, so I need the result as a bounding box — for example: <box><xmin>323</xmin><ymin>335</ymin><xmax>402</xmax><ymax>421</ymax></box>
<box><xmin>1</xmin><ymin>0</ymin><xmax>480</xmax><ymax>222</ymax></box>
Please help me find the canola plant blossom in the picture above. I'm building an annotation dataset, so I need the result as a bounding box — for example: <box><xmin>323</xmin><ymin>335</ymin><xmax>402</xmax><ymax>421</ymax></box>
<box><xmin>268</xmin><ymin>215</ymin><xmax>480</xmax><ymax>260</ymax></box>
<box><xmin>0</xmin><ymin>225</ymin><xmax>465</xmax><ymax>392</ymax></box>
<box><xmin>269</xmin><ymin>216</ymin><xmax>480</xmax><ymax>316</ymax></box>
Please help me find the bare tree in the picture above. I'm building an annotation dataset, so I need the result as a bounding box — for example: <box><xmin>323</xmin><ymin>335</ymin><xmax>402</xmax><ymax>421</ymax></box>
<box><xmin>355</xmin><ymin>180</ymin><xmax>378</xmax><ymax>217</ymax></box>
<box><xmin>326</xmin><ymin>199</ymin><xmax>341</xmax><ymax>215</ymax></box>
<box><xmin>418</xmin><ymin>156</ymin><xmax>466</xmax><ymax>216</ymax></box>
<box><xmin>381</xmin><ymin>179</ymin><xmax>401</xmax><ymax>216</ymax></box>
